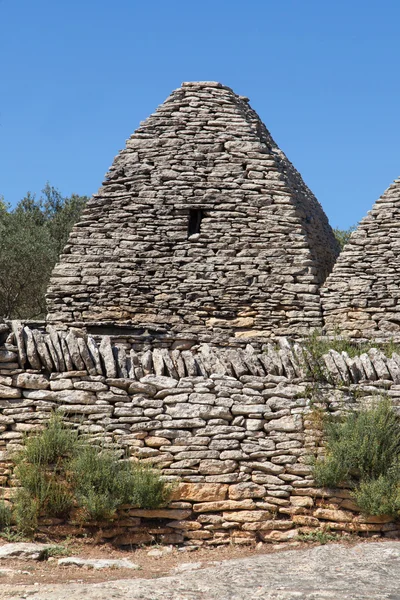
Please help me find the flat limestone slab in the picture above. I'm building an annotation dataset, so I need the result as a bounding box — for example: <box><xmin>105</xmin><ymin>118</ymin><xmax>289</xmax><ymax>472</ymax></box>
<box><xmin>1</xmin><ymin>542</ymin><xmax>400</xmax><ymax>599</ymax></box>
<box><xmin>0</xmin><ymin>543</ymin><xmax>53</xmax><ymax>560</ymax></box>
<box><xmin>58</xmin><ymin>557</ymin><xmax>140</xmax><ymax>570</ymax></box>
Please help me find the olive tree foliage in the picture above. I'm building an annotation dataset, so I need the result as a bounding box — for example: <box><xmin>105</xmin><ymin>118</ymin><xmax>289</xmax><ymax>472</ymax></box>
<box><xmin>0</xmin><ymin>185</ymin><xmax>87</xmax><ymax>319</ymax></box>
<box><xmin>333</xmin><ymin>225</ymin><xmax>357</xmax><ymax>251</ymax></box>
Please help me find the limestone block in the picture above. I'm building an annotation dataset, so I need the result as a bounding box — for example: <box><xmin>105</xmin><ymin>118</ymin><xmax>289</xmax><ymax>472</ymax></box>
<box><xmin>222</xmin><ymin>510</ymin><xmax>272</xmax><ymax>522</ymax></box>
<box><xmin>0</xmin><ymin>385</ymin><xmax>21</xmax><ymax>399</ymax></box>
<box><xmin>313</xmin><ymin>508</ymin><xmax>352</xmax><ymax>522</ymax></box>
<box><xmin>199</xmin><ymin>459</ymin><xmax>237</xmax><ymax>475</ymax></box>
<box><xmin>228</xmin><ymin>482</ymin><xmax>266</xmax><ymax>500</ymax></box>
<box><xmin>127</xmin><ymin>509</ymin><xmax>191</xmax><ymax>519</ymax></box>
<box><xmin>171</xmin><ymin>483</ymin><xmax>228</xmax><ymax>502</ymax></box>
<box><xmin>259</xmin><ymin>529</ymin><xmax>298</xmax><ymax>542</ymax></box>
<box><xmin>264</xmin><ymin>415</ymin><xmax>303</xmax><ymax>433</ymax></box>
<box><xmin>140</xmin><ymin>375</ymin><xmax>178</xmax><ymax>390</ymax></box>
<box><xmin>193</xmin><ymin>499</ymin><xmax>255</xmax><ymax>513</ymax></box>
<box><xmin>15</xmin><ymin>373</ymin><xmax>49</xmax><ymax>390</ymax></box>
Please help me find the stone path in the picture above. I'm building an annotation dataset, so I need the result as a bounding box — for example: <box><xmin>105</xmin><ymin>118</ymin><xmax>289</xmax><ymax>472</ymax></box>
<box><xmin>1</xmin><ymin>542</ymin><xmax>400</xmax><ymax>599</ymax></box>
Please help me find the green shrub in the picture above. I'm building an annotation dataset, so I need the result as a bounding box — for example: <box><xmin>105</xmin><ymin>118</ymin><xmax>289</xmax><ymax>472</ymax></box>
<box><xmin>71</xmin><ymin>445</ymin><xmax>131</xmax><ymax>521</ymax></box>
<box><xmin>16</xmin><ymin>462</ymin><xmax>73</xmax><ymax>516</ymax></box>
<box><xmin>313</xmin><ymin>399</ymin><xmax>400</xmax><ymax>518</ymax></box>
<box><xmin>71</xmin><ymin>447</ymin><xmax>172</xmax><ymax>521</ymax></box>
<box><xmin>13</xmin><ymin>489</ymin><xmax>39</xmax><ymax>535</ymax></box>
<box><xmin>10</xmin><ymin>415</ymin><xmax>172</xmax><ymax>531</ymax></box>
<box><xmin>0</xmin><ymin>497</ymin><xmax>12</xmax><ymax>529</ymax></box>
<box><xmin>298</xmin><ymin>530</ymin><xmax>341</xmax><ymax>544</ymax></box>
<box><xmin>353</xmin><ymin>470</ymin><xmax>400</xmax><ymax>516</ymax></box>
<box><xmin>130</xmin><ymin>463</ymin><xmax>173</xmax><ymax>509</ymax></box>
<box><xmin>18</xmin><ymin>414</ymin><xmax>79</xmax><ymax>467</ymax></box>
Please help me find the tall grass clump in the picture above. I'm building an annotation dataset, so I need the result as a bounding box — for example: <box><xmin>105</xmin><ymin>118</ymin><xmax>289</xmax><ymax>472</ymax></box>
<box><xmin>11</xmin><ymin>413</ymin><xmax>172</xmax><ymax>533</ymax></box>
<box><xmin>313</xmin><ymin>399</ymin><xmax>400</xmax><ymax>517</ymax></box>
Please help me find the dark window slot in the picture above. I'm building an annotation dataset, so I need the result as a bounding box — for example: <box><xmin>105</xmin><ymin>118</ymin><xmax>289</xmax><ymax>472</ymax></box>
<box><xmin>188</xmin><ymin>209</ymin><xmax>203</xmax><ymax>237</ymax></box>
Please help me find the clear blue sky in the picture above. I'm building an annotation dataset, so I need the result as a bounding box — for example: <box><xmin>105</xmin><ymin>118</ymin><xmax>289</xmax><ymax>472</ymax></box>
<box><xmin>1</xmin><ymin>0</ymin><xmax>399</xmax><ymax>229</ymax></box>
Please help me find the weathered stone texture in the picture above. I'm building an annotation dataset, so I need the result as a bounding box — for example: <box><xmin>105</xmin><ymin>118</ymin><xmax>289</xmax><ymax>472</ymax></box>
<box><xmin>322</xmin><ymin>177</ymin><xmax>400</xmax><ymax>338</ymax></box>
<box><xmin>1</xmin><ymin>322</ymin><xmax>400</xmax><ymax>546</ymax></box>
<box><xmin>46</xmin><ymin>81</ymin><xmax>339</xmax><ymax>338</ymax></box>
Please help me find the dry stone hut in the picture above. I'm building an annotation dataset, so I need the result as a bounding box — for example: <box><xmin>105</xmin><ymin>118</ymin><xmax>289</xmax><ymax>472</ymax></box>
<box><xmin>322</xmin><ymin>177</ymin><xmax>400</xmax><ymax>338</ymax></box>
<box><xmin>46</xmin><ymin>81</ymin><xmax>339</xmax><ymax>339</ymax></box>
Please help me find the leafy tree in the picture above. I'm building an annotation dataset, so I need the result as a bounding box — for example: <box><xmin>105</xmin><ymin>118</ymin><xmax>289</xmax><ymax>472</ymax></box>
<box><xmin>0</xmin><ymin>185</ymin><xmax>88</xmax><ymax>319</ymax></box>
<box><xmin>333</xmin><ymin>225</ymin><xmax>357</xmax><ymax>250</ymax></box>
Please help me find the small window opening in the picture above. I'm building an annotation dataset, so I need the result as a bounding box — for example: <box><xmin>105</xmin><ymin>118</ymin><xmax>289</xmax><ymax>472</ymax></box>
<box><xmin>188</xmin><ymin>209</ymin><xmax>203</xmax><ymax>237</ymax></box>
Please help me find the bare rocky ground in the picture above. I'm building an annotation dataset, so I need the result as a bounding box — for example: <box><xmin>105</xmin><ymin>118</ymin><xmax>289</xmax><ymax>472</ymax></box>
<box><xmin>0</xmin><ymin>541</ymin><xmax>400</xmax><ymax>599</ymax></box>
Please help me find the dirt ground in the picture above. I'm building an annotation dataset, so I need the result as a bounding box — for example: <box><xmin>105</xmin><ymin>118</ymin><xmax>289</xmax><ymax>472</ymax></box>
<box><xmin>0</xmin><ymin>534</ymin><xmax>385</xmax><ymax>586</ymax></box>
<box><xmin>0</xmin><ymin>538</ymin><xmax>290</xmax><ymax>585</ymax></box>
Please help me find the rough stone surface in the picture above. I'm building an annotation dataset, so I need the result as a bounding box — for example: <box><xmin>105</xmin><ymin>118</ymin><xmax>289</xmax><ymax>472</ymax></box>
<box><xmin>58</xmin><ymin>557</ymin><xmax>140</xmax><ymax>570</ymax></box>
<box><xmin>2</xmin><ymin>321</ymin><xmax>400</xmax><ymax>544</ymax></box>
<box><xmin>322</xmin><ymin>177</ymin><xmax>400</xmax><ymax>338</ymax></box>
<box><xmin>0</xmin><ymin>543</ymin><xmax>53</xmax><ymax>560</ymax></box>
<box><xmin>46</xmin><ymin>81</ymin><xmax>339</xmax><ymax>338</ymax></box>
<box><xmin>1</xmin><ymin>543</ymin><xmax>400</xmax><ymax>599</ymax></box>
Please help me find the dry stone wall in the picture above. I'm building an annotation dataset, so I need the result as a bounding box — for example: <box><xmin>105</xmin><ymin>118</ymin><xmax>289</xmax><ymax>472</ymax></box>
<box><xmin>46</xmin><ymin>81</ymin><xmax>339</xmax><ymax>339</ymax></box>
<box><xmin>0</xmin><ymin>321</ymin><xmax>400</xmax><ymax>546</ymax></box>
<box><xmin>322</xmin><ymin>177</ymin><xmax>400</xmax><ymax>338</ymax></box>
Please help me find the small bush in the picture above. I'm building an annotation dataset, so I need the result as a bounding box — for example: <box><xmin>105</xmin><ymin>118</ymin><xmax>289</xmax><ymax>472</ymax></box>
<box><xmin>0</xmin><ymin>498</ymin><xmax>12</xmax><ymax>529</ymax></box>
<box><xmin>10</xmin><ymin>414</ymin><xmax>172</xmax><ymax>532</ymax></box>
<box><xmin>71</xmin><ymin>447</ymin><xmax>172</xmax><ymax>521</ymax></box>
<box><xmin>71</xmin><ymin>446</ymin><xmax>131</xmax><ymax>521</ymax></box>
<box><xmin>298</xmin><ymin>530</ymin><xmax>341</xmax><ymax>544</ymax></box>
<box><xmin>130</xmin><ymin>463</ymin><xmax>173</xmax><ymax>509</ymax></box>
<box><xmin>313</xmin><ymin>399</ymin><xmax>400</xmax><ymax>518</ymax></box>
<box><xmin>353</xmin><ymin>470</ymin><xmax>400</xmax><ymax>516</ymax></box>
<box><xmin>19</xmin><ymin>414</ymin><xmax>79</xmax><ymax>467</ymax></box>
<box><xmin>13</xmin><ymin>489</ymin><xmax>39</xmax><ymax>535</ymax></box>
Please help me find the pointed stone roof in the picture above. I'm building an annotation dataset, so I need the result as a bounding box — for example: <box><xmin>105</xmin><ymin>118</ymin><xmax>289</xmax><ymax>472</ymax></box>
<box><xmin>46</xmin><ymin>81</ymin><xmax>339</xmax><ymax>339</ymax></box>
<box><xmin>322</xmin><ymin>177</ymin><xmax>400</xmax><ymax>337</ymax></box>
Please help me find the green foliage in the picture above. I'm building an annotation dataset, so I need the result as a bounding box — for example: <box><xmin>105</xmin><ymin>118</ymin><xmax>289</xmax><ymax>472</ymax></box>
<box><xmin>313</xmin><ymin>399</ymin><xmax>400</xmax><ymax>518</ymax></box>
<box><xmin>71</xmin><ymin>446</ymin><xmax>132</xmax><ymax>521</ymax></box>
<box><xmin>13</xmin><ymin>489</ymin><xmax>39</xmax><ymax>535</ymax></box>
<box><xmin>14</xmin><ymin>415</ymin><xmax>78</xmax><ymax>520</ymax></box>
<box><xmin>42</xmin><ymin>545</ymin><xmax>70</xmax><ymax>559</ymax></box>
<box><xmin>130</xmin><ymin>463</ymin><xmax>174</xmax><ymax>509</ymax></box>
<box><xmin>0</xmin><ymin>184</ymin><xmax>87</xmax><ymax>318</ymax></box>
<box><xmin>333</xmin><ymin>225</ymin><xmax>357</xmax><ymax>250</ymax></box>
<box><xmin>298</xmin><ymin>530</ymin><xmax>341</xmax><ymax>544</ymax></box>
<box><xmin>303</xmin><ymin>330</ymin><xmax>400</xmax><ymax>382</ymax></box>
<box><xmin>19</xmin><ymin>415</ymin><xmax>79</xmax><ymax>466</ymax></box>
<box><xmin>71</xmin><ymin>447</ymin><xmax>172</xmax><ymax>521</ymax></box>
<box><xmin>353</xmin><ymin>471</ymin><xmax>400</xmax><ymax>516</ymax></box>
<box><xmin>0</xmin><ymin>498</ymin><xmax>12</xmax><ymax>529</ymax></box>
<box><xmin>0</xmin><ymin>528</ymin><xmax>26</xmax><ymax>542</ymax></box>
<box><xmin>12</xmin><ymin>415</ymin><xmax>172</xmax><ymax>533</ymax></box>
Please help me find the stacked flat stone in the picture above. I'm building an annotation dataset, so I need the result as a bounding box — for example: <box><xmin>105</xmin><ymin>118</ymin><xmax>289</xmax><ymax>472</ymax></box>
<box><xmin>322</xmin><ymin>177</ymin><xmax>400</xmax><ymax>338</ymax></box>
<box><xmin>3</xmin><ymin>322</ymin><xmax>400</xmax><ymax>386</ymax></box>
<box><xmin>0</xmin><ymin>347</ymin><xmax>399</xmax><ymax>544</ymax></box>
<box><xmin>46</xmin><ymin>81</ymin><xmax>339</xmax><ymax>339</ymax></box>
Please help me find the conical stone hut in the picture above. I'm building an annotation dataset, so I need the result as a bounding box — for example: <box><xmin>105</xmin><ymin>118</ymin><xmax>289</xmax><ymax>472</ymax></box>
<box><xmin>46</xmin><ymin>81</ymin><xmax>339</xmax><ymax>339</ymax></box>
<box><xmin>322</xmin><ymin>177</ymin><xmax>400</xmax><ymax>338</ymax></box>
